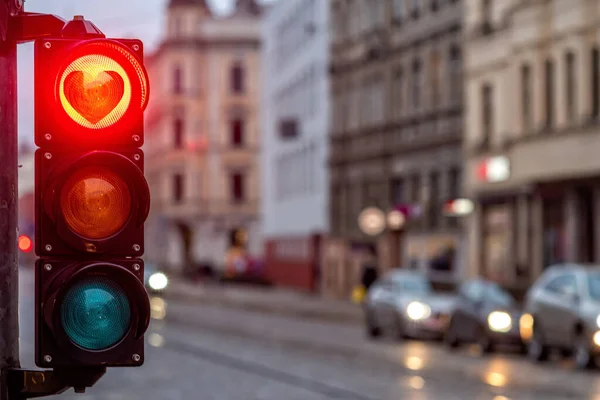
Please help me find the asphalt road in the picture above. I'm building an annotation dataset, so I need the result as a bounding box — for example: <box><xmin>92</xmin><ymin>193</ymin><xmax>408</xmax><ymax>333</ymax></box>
<box><xmin>16</xmin><ymin>268</ymin><xmax>600</xmax><ymax>400</ymax></box>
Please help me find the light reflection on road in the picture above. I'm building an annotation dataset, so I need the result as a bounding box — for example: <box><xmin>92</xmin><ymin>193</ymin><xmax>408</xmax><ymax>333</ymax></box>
<box><xmin>150</xmin><ymin>296</ymin><xmax>167</xmax><ymax>320</ymax></box>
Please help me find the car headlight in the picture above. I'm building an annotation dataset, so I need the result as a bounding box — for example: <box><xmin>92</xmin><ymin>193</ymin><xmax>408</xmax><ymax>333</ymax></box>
<box><xmin>406</xmin><ymin>301</ymin><xmax>431</xmax><ymax>321</ymax></box>
<box><xmin>488</xmin><ymin>311</ymin><xmax>512</xmax><ymax>333</ymax></box>
<box><xmin>148</xmin><ymin>272</ymin><xmax>168</xmax><ymax>290</ymax></box>
<box><xmin>596</xmin><ymin>315</ymin><xmax>600</xmax><ymax>328</ymax></box>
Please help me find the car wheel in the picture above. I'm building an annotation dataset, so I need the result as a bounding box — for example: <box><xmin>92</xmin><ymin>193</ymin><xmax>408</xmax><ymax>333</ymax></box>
<box><xmin>573</xmin><ymin>333</ymin><xmax>596</xmax><ymax>370</ymax></box>
<box><xmin>444</xmin><ymin>318</ymin><xmax>460</xmax><ymax>349</ymax></box>
<box><xmin>393</xmin><ymin>315</ymin><xmax>406</xmax><ymax>340</ymax></box>
<box><xmin>477</xmin><ymin>327</ymin><xmax>494</xmax><ymax>354</ymax></box>
<box><xmin>527</xmin><ymin>322</ymin><xmax>549</xmax><ymax>363</ymax></box>
<box><xmin>365</xmin><ymin>312</ymin><xmax>381</xmax><ymax>339</ymax></box>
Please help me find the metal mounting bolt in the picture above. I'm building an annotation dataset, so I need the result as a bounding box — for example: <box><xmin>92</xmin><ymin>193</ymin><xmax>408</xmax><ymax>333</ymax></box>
<box><xmin>132</xmin><ymin>354</ymin><xmax>141</xmax><ymax>362</ymax></box>
<box><xmin>133</xmin><ymin>263</ymin><xmax>141</xmax><ymax>271</ymax></box>
<box><xmin>132</xmin><ymin>244</ymin><xmax>141</xmax><ymax>251</ymax></box>
<box><xmin>133</xmin><ymin>44</ymin><xmax>140</xmax><ymax>51</ymax></box>
<box><xmin>44</xmin><ymin>42</ymin><xmax>51</xmax><ymax>49</ymax></box>
<box><xmin>132</xmin><ymin>135</ymin><xmax>140</xmax><ymax>142</ymax></box>
<box><xmin>133</xmin><ymin>154</ymin><xmax>141</xmax><ymax>161</ymax></box>
<box><xmin>44</xmin><ymin>264</ymin><xmax>52</xmax><ymax>271</ymax></box>
<box><xmin>44</xmin><ymin>355</ymin><xmax>52</xmax><ymax>363</ymax></box>
<box><xmin>44</xmin><ymin>133</ymin><xmax>52</xmax><ymax>141</ymax></box>
<box><xmin>44</xmin><ymin>152</ymin><xmax>52</xmax><ymax>160</ymax></box>
<box><xmin>45</xmin><ymin>245</ymin><xmax>52</xmax><ymax>251</ymax></box>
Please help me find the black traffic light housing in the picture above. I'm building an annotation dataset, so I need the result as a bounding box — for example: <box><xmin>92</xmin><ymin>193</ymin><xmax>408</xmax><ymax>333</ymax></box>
<box><xmin>33</xmin><ymin>16</ymin><xmax>151</xmax><ymax>372</ymax></box>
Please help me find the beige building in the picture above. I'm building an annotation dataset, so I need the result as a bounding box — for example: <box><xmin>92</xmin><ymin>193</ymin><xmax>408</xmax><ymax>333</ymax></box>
<box><xmin>464</xmin><ymin>0</ymin><xmax>600</xmax><ymax>291</ymax></box>
<box><xmin>145</xmin><ymin>0</ymin><xmax>263</xmax><ymax>272</ymax></box>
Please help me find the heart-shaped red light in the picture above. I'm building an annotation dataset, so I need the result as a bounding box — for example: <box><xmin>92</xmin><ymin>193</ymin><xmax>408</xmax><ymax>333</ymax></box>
<box><xmin>63</xmin><ymin>70</ymin><xmax>125</xmax><ymax>124</ymax></box>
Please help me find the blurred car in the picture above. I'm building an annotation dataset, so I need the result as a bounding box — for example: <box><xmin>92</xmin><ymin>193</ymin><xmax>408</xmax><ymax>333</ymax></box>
<box><xmin>523</xmin><ymin>264</ymin><xmax>600</xmax><ymax>369</ymax></box>
<box><xmin>444</xmin><ymin>279</ymin><xmax>524</xmax><ymax>353</ymax></box>
<box><xmin>144</xmin><ymin>263</ymin><xmax>168</xmax><ymax>294</ymax></box>
<box><xmin>364</xmin><ymin>270</ymin><xmax>456</xmax><ymax>340</ymax></box>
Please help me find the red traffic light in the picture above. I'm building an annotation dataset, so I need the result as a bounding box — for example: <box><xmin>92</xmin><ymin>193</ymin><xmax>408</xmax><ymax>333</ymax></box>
<box><xmin>35</xmin><ymin>38</ymin><xmax>149</xmax><ymax>148</ymax></box>
<box><xmin>18</xmin><ymin>235</ymin><xmax>33</xmax><ymax>253</ymax></box>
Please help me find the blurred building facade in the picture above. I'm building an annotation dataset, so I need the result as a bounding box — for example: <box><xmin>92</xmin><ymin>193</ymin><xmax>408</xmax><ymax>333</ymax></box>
<box><xmin>261</xmin><ymin>0</ymin><xmax>330</xmax><ymax>292</ymax></box>
<box><xmin>464</xmin><ymin>0</ymin><xmax>600</xmax><ymax>291</ymax></box>
<box><xmin>145</xmin><ymin>0</ymin><xmax>263</xmax><ymax>273</ymax></box>
<box><xmin>326</xmin><ymin>0</ymin><xmax>465</xmax><ymax>296</ymax></box>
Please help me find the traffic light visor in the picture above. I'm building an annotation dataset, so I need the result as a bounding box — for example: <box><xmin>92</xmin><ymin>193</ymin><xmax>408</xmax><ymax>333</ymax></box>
<box><xmin>60</xmin><ymin>165</ymin><xmax>132</xmax><ymax>240</ymax></box>
<box><xmin>56</xmin><ymin>41</ymin><xmax>149</xmax><ymax>130</ymax></box>
<box><xmin>60</xmin><ymin>277</ymin><xmax>132</xmax><ymax>350</ymax></box>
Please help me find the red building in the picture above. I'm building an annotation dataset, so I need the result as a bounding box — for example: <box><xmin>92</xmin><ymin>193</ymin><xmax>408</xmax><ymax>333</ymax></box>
<box><xmin>264</xmin><ymin>235</ymin><xmax>322</xmax><ymax>293</ymax></box>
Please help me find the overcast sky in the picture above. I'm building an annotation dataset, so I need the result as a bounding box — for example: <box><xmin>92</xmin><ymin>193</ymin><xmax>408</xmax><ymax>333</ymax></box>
<box><xmin>17</xmin><ymin>0</ymin><xmax>274</xmax><ymax>143</ymax></box>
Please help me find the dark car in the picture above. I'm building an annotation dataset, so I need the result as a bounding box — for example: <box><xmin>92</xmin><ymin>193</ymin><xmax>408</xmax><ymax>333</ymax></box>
<box><xmin>523</xmin><ymin>264</ymin><xmax>600</xmax><ymax>369</ymax></box>
<box><xmin>444</xmin><ymin>279</ymin><xmax>524</xmax><ymax>353</ymax></box>
<box><xmin>364</xmin><ymin>270</ymin><xmax>456</xmax><ymax>340</ymax></box>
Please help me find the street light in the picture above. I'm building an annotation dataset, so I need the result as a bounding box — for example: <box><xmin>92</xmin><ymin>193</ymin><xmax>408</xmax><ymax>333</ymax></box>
<box><xmin>387</xmin><ymin>210</ymin><xmax>406</xmax><ymax>230</ymax></box>
<box><xmin>358</xmin><ymin>207</ymin><xmax>386</xmax><ymax>236</ymax></box>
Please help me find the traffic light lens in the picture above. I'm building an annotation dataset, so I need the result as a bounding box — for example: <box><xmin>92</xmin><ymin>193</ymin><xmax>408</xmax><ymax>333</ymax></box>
<box><xmin>59</xmin><ymin>54</ymin><xmax>132</xmax><ymax>129</ymax></box>
<box><xmin>60</xmin><ymin>166</ymin><xmax>132</xmax><ymax>240</ymax></box>
<box><xmin>61</xmin><ymin>277</ymin><xmax>131</xmax><ymax>350</ymax></box>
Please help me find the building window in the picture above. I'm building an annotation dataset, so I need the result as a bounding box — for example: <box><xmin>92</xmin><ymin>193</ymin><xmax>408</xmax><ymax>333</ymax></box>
<box><xmin>231</xmin><ymin>62</ymin><xmax>245</xmax><ymax>94</ymax></box>
<box><xmin>174</xmin><ymin>118</ymin><xmax>184</xmax><ymax>149</ymax></box>
<box><xmin>230</xmin><ymin>119</ymin><xmax>244</xmax><ymax>147</ymax></box>
<box><xmin>411</xmin><ymin>0</ymin><xmax>420</xmax><ymax>18</ymax></box>
<box><xmin>448</xmin><ymin>167</ymin><xmax>461</xmax><ymax>229</ymax></box>
<box><xmin>449</xmin><ymin>45</ymin><xmax>461</xmax><ymax>104</ymax></box>
<box><xmin>411</xmin><ymin>174</ymin><xmax>421</xmax><ymax>203</ymax></box>
<box><xmin>592</xmin><ymin>47</ymin><xmax>599</xmax><ymax>118</ymax></box>
<box><xmin>482</xmin><ymin>83</ymin><xmax>493</xmax><ymax>147</ymax></box>
<box><xmin>428</xmin><ymin>171</ymin><xmax>439</xmax><ymax>229</ymax></box>
<box><xmin>431</xmin><ymin>0</ymin><xmax>438</xmax><ymax>12</ymax></box>
<box><xmin>231</xmin><ymin>172</ymin><xmax>245</xmax><ymax>203</ymax></box>
<box><xmin>481</xmin><ymin>0</ymin><xmax>492</xmax><ymax>34</ymax></box>
<box><xmin>430</xmin><ymin>50</ymin><xmax>441</xmax><ymax>108</ymax></box>
<box><xmin>544</xmin><ymin>59</ymin><xmax>555</xmax><ymax>129</ymax></box>
<box><xmin>565</xmin><ymin>52</ymin><xmax>576</xmax><ymax>124</ymax></box>
<box><xmin>448</xmin><ymin>167</ymin><xmax>461</xmax><ymax>200</ymax></box>
<box><xmin>174</xmin><ymin>66</ymin><xmax>183</xmax><ymax>94</ymax></box>
<box><xmin>390</xmin><ymin>178</ymin><xmax>405</xmax><ymax>205</ymax></box>
<box><xmin>173</xmin><ymin>174</ymin><xmax>184</xmax><ymax>203</ymax></box>
<box><xmin>393</xmin><ymin>67</ymin><xmax>404</xmax><ymax>119</ymax></box>
<box><xmin>393</xmin><ymin>0</ymin><xmax>404</xmax><ymax>22</ymax></box>
<box><xmin>412</xmin><ymin>59</ymin><xmax>422</xmax><ymax>109</ymax></box>
<box><xmin>521</xmin><ymin>64</ymin><xmax>532</xmax><ymax>132</ymax></box>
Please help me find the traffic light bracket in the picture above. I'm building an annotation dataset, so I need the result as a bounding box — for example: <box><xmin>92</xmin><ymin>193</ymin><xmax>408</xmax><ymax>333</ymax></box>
<box><xmin>3</xmin><ymin>366</ymin><xmax>106</xmax><ymax>398</ymax></box>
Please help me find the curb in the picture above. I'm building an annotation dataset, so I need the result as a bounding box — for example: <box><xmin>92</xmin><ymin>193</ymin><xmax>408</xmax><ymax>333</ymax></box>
<box><xmin>162</xmin><ymin>285</ymin><xmax>363</xmax><ymax>325</ymax></box>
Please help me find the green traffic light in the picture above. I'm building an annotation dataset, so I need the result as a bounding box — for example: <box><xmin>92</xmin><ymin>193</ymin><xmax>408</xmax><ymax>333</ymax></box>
<box><xmin>60</xmin><ymin>277</ymin><xmax>131</xmax><ymax>350</ymax></box>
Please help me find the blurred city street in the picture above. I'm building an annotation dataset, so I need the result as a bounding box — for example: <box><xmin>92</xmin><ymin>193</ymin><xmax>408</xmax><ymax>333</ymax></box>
<box><xmin>16</xmin><ymin>268</ymin><xmax>600</xmax><ymax>400</ymax></box>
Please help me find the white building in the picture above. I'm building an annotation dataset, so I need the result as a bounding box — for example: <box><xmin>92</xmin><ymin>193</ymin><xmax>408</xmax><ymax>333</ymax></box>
<box><xmin>260</xmin><ymin>0</ymin><xmax>329</xmax><ymax>290</ymax></box>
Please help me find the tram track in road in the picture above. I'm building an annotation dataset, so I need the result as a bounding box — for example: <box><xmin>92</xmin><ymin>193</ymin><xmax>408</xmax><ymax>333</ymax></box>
<box><xmin>159</xmin><ymin>310</ymin><xmax>590</xmax><ymax>400</ymax></box>
<box><xmin>161</xmin><ymin>335</ymin><xmax>378</xmax><ymax>400</ymax></box>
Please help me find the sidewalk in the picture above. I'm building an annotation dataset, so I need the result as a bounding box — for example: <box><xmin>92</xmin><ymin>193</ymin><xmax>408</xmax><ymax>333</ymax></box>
<box><xmin>163</xmin><ymin>279</ymin><xmax>363</xmax><ymax>325</ymax></box>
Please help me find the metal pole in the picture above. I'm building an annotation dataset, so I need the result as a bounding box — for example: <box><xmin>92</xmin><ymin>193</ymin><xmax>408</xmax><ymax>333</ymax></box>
<box><xmin>0</xmin><ymin>9</ymin><xmax>21</xmax><ymax>386</ymax></box>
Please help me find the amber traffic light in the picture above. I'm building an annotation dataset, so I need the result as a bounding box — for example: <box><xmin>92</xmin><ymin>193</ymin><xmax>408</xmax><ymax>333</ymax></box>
<box><xmin>34</xmin><ymin>26</ymin><xmax>150</xmax><ymax>369</ymax></box>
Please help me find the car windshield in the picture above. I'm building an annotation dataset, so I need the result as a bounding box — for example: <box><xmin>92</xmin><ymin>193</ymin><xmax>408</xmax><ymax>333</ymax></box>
<box><xmin>395</xmin><ymin>276</ymin><xmax>432</xmax><ymax>293</ymax></box>
<box><xmin>486</xmin><ymin>284</ymin><xmax>514</xmax><ymax>307</ymax></box>
<box><xmin>587</xmin><ymin>272</ymin><xmax>600</xmax><ymax>300</ymax></box>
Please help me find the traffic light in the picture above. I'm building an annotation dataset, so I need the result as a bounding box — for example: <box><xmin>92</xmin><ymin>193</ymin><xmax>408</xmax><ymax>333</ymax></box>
<box><xmin>34</xmin><ymin>23</ymin><xmax>151</xmax><ymax>369</ymax></box>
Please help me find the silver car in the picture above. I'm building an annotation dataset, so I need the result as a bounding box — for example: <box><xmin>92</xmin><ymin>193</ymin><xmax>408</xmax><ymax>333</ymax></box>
<box><xmin>364</xmin><ymin>270</ymin><xmax>456</xmax><ymax>340</ymax></box>
<box><xmin>523</xmin><ymin>264</ymin><xmax>600</xmax><ymax>369</ymax></box>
